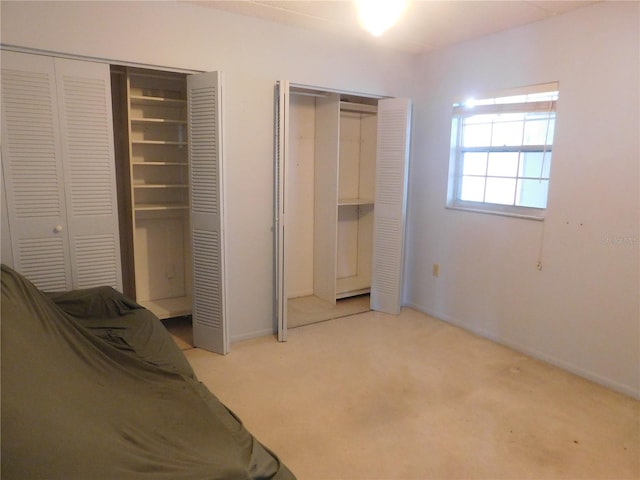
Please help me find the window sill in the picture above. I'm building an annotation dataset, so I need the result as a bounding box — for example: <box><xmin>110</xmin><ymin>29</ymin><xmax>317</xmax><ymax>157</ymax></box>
<box><xmin>446</xmin><ymin>203</ymin><xmax>545</xmax><ymax>221</ymax></box>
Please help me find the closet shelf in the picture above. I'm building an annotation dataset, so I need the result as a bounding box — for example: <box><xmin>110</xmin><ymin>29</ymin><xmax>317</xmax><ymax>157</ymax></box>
<box><xmin>338</xmin><ymin>197</ymin><xmax>374</xmax><ymax>206</ymax></box>
<box><xmin>131</xmin><ymin>118</ymin><xmax>187</xmax><ymax>125</ymax></box>
<box><xmin>130</xmin><ymin>95</ymin><xmax>186</xmax><ymax>106</ymax></box>
<box><xmin>134</xmin><ymin>203</ymin><xmax>189</xmax><ymax>211</ymax></box>
<box><xmin>132</xmin><ymin>140</ymin><xmax>187</xmax><ymax>146</ymax></box>
<box><xmin>133</xmin><ymin>183</ymin><xmax>188</xmax><ymax>188</ymax></box>
<box><xmin>340</xmin><ymin>101</ymin><xmax>378</xmax><ymax>114</ymax></box>
<box><xmin>138</xmin><ymin>296</ymin><xmax>192</xmax><ymax>320</ymax></box>
<box><xmin>132</xmin><ymin>161</ymin><xmax>188</xmax><ymax>166</ymax></box>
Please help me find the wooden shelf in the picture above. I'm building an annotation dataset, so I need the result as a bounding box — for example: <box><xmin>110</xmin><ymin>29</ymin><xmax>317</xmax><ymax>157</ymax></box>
<box><xmin>338</xmin><ymin>197</ymin><xmax>374</xmax><ymax>206</ymax></box>
<box><xmin>133</xmin><ymin>183</ymin><xmax>188</xmax><ymax>188</ymax></box>
<box><xmin>132</xmin><ymin>161</ymin><xmax>188</xmax><ymax>166</ymax></box>
<box><xmin>134</xmin><ymin>203</ymin><xmax>189</xmax><ymax>211</ymax></box>
<box><xmin>130</xmin><ymin>95</ymin><xmax>186</xmax><ymax>106</ymax></box>
<box><xmin>132</xmin><ymin>140</ymin><xmax>187</xmax><ymax>146</ymax></box>
<box><xmin>131</xmin><ymin>118</ymin><xmax>187</xmax><ymax>125</ymax></box>
<box><xmin>138</xmin><ymin>296</ymin><xmax>192</xmax><ymax>320</ymax></box>
<box><xmin>129</xmin><ymin>70</ymin><xmax>185</xmax><ymax>82</ymax></box>
<box><xmin>340</xmin><ymin>101</ymin><xmax>377</xmax><ymax>114</ymax></box>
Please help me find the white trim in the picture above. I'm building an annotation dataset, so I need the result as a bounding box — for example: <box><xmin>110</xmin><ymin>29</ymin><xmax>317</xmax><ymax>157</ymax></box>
<box><xmin>1</xmin><ymin>44</ymin><xmax>200</xmax><ymax>74</ymax></box>
<box><xmin>405</xmin><ymin>302</ymin><xmax>640</xmax><ymax>400</ymax></box>
<box><xmin>452</xmin><ymin>81</ymin><xmax>560</xmax><ymax>105</ymax></box>
<box><xmin>453</xmin><ymin>100</ymin><xmax>556</xmax><ymax>116</ymax></box>
<box><xmin>446</xmin><ymin>204</ymin><xmax>545</xmax><ymax>221</ymax></box>
<box><xmin>288</xmin><ymin>81</ymin><xmax>386</xmax><ymax>101</ymax></box>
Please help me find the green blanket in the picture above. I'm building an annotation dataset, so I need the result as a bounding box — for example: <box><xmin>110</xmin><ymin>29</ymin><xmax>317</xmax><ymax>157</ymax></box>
<box><xmin>1</xmin><ymin>264</ymin><xmax>295</xmax><ymax>480</ymax></box>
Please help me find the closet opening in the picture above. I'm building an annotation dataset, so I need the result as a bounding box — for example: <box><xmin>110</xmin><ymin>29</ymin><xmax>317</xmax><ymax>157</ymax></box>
<box><xmin>111</xmin><ymin>66</ymin><xmax>192</xmax><ymax>319</ymax></box>
<box><xmin>288</xmin><ymin>294</ymin><xmax>371</xmax><ymax>328</ymax></box>
<box><xmin>111</xmin><ymin>65</ymin><xmax>194</xmax><ymax>348</ymax></box>
<box><xmin>283</xmin><ymin>87</ymin><xmax>379</xmax><ymax>329</ymax></box>
<box><xmin>277</xmin><ymin>82</ymin><xmax>411</xmax><ymax>340</ymax></box>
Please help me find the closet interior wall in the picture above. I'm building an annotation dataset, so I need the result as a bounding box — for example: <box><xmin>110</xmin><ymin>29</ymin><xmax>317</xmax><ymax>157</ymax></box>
<box><xmin>286</xmin><ymin>88</ymin><xmax>377</xmax><ymax>323</ymax></box>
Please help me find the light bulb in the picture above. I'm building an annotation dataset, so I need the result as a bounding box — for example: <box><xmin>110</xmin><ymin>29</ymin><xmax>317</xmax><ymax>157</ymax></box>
<box><xmin>356</xmin><ymin>0</ymin><xmax>408</xmax><ymax>37</ymax></box>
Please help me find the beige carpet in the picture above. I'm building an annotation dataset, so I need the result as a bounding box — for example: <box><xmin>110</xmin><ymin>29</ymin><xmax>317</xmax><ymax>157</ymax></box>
<box><xmin>287</xmin><ymin>294</ymin><xmax>371</xmax><ymax>328</ymax></box>
<box><xmin>184</xmin><ymin>308</ymin><xmax>640</xmax><ymax>480</ymax></box>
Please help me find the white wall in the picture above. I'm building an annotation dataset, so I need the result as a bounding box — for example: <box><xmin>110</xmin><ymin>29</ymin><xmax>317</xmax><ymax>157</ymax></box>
<box><xmin>405</xmin><ymin>1</ymin><xmax>640</xmax><ymax>398</ymax></box>
<box><xmin>1</xmin><ymin>1</ymin><xmax>415</xmax><ymax>342</ymax></box>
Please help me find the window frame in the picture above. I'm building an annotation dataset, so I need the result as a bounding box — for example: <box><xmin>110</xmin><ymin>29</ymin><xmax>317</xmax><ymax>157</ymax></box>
<box><xmin>446</xmin><ymin>84</ymin><xmax>558</xmax><ymax>220</ymax></box>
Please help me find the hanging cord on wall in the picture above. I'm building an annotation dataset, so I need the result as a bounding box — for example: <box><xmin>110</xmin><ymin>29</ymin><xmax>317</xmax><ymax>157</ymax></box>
<box><xmin>538</xmin><ymin>99</ymin><xmax>555</xmax><ymax>182</ymax></box>
<box><xmin>536</xmin><ymin>220</ymin><xmax>546</xmax><ymax>271</ymax></box>
<box><xmin>536</xmin><ymin>99</ymin><xmax>555</xmax><ymax>271</ymax></box>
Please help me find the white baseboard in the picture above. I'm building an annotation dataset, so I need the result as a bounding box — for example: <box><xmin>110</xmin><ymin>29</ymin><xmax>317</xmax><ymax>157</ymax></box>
<box><xmin>404</xmin><ymin>301</ymin><xmax>640</xmax><ymax>400</ymax></box>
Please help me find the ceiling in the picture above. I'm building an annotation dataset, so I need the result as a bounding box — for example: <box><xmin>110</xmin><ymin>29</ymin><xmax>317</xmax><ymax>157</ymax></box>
<box><xmin>186</xmin><ymin>0</ymin><xmax>599</xmax><ymax>54</ymax></box>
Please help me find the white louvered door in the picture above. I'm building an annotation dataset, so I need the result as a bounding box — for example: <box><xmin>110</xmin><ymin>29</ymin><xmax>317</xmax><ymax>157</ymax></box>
<box><xmin>1</xmin><ymin>51</ymin><xmax>121</xmax><ymax>292</ymax></box>
<box><xmin>187</xmin><ymin>71</ymin><xmax>228</xmax><ymax>354</ymax></box>
<box><xmin>1</xmin><ymin>51</ymin><xmax>72</xmax><ymax>291</ymax></box>
<box><xmin>275</xmin><ymin>80</ymin><xmax>289</xmax><ymax>342</ymax></box>
<box><xmin>56</xmin><ymin>58</ymin><xmax>122</xmax><ymax>291</ymax></box>
<box><xmin>370</xmin><ymin>98</ymin><xmax>412</xmax><ymax>314</ymax></box>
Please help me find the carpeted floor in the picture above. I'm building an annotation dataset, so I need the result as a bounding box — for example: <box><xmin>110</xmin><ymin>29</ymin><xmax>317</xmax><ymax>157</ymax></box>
<box><xmin>182</xmin><ymin>308</ymin><xmax>640</xmax><ymax>479</ymax></box>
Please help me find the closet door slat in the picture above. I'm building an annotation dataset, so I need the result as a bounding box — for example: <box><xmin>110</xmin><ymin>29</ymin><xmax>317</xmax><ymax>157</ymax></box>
<box><xmin>370</xmin><ymin>98</ymin><xmax>412</xmax><ymax>315</ymax></box>
<box><xmin>56</xmin><ymin>58</ymin><xmax>122</xmax><ymax>291</ymax></box>
<box><xmin>1</xmin><ymin>51</ymin><xmax>71</xmax><ymax>291</ymax></box>
<box><xmin>188</xmin><ymin>70</ymin><xmax>228</xmax><ymax>355</ymax></box>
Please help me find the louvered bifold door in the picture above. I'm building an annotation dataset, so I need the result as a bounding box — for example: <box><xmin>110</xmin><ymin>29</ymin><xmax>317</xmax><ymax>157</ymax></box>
<box><xmin>187</xmin><ymin>71</ymin><xmax>228</xmax><ymax>355</ymax></box>
<box><xmin>370</xmin><ymin>98</ymin><xmax>412</xmax><ymax>315</ymax></box>
<box><xmin>55</xmin><ymin>58</ymin><xmax>122</xmax><ymax>292</ymax></box>
<box><xmin>275</xmin><ymin>81</ymin><xmax>289</xmax><ymax>341</ymax></box>
<box><xmin>1</xmin><ymin>51</ymin><xmax>72</xmax><ymax>291</ymax></box>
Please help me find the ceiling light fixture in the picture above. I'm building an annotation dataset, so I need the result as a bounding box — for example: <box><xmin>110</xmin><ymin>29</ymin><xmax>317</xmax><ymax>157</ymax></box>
<box><xmin>356</xmin><ymin>0</ymin><xmax>408</xmax><ymax>37</ymax></box>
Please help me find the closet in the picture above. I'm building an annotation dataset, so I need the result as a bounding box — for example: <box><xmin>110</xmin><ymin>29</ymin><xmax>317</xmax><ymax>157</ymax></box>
<box><xmin>113</xmin><ymin>67</ymin><xmax>228</xmax><ymax>354</ymax></box>
<box><xmin>275</xmin><ymin>82</ymin><xmax>411</xmax><ymax>338</ymax></box>
<box><xmin>112</xmin><ymin>67</ymin><xmax>192</xmax><ymax>319</ymax></box>
<box><xmin>1</xmin><ymin>49</ymin><xmax>227</xmax><ymax>355</ymax></box>
<box><xmin>1</xmin><ymin>50</ymin><xmax>122</xmax><ymax>292</ymax></box>
<box><xmin>313</xmin><ymin>93</ymin><xmax>378</xmax><ymax>303</ymax></box>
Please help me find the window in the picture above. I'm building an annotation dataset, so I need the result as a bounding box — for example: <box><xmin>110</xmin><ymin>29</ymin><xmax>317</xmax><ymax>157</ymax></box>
<box><xmin>447</xmin><ymin>83</ymin><xmax>558</xmax><ymax>219</ymax></box>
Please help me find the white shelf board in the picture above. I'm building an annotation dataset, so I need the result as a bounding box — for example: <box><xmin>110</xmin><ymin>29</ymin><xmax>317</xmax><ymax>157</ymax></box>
<box><xmin>131</xmin><ymin>117</ymin><xmax>187</xmax><ymax>125</ymax></box>
<box><xmin>130</xmin><ymin>95</ymin><xmax>186</xmax><ymax>106</ymax></box>
<box><xmin>134</xmin><ymin>203</ymin><xmax>189</xmax><ymax>211</ymax></box>
<box><xmin>139</xmin><ymin>296</ymin><xmax>192</xmax><ymax>320</ymax></box>
<box><xmin>133</xmin><ymin>183</ymin><xmax>189</xmax><ymax>188</ymax></box>
<box><xmin>132</xmin><ymin>140</ymin><xmax>187</xmax><ymax>146</ymax></box>
<box><xmin>338</xmin><ymin>197</ymin><xmax>374</xmax><ymax>206</ymax></box>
